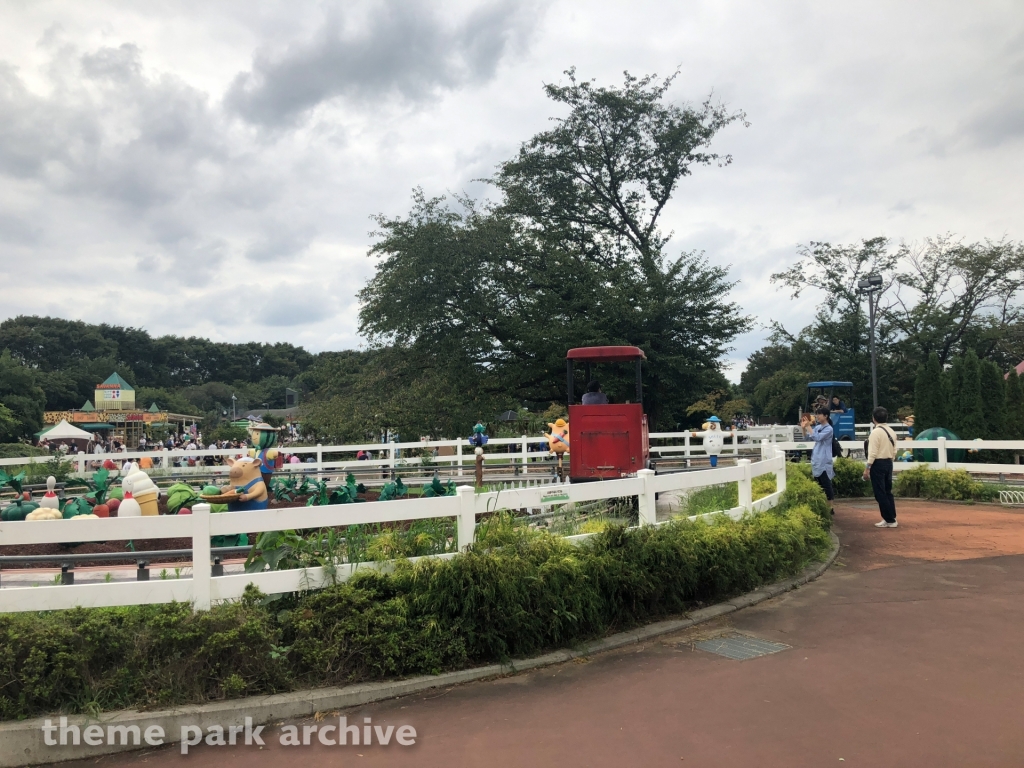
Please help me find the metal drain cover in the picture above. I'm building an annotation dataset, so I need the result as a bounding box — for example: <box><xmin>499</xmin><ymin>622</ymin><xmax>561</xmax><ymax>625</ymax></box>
<box><xmin>693</xmin><ymin>633</ymin><xmax>791</xmax><ymax>660</ymax></box>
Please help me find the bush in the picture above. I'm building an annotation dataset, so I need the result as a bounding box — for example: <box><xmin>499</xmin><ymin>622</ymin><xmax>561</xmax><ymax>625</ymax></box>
<box><xmin>778</xmin><ymin>468</ymin><xmax>831</xmax><ymax>529</ymax></box>
<box><xmin>0</xmin><ymin>492</ymin><xmax>830</xmax><ymax>720</ymax></box>
<box><xmin>893</xmin><ymin>466</ymin><xmax>1000</xmax><ymax>501</ymax></box>
<box><xmin>832</xmin><ymin>457</ymin><xmax>871</xmax><ymax>497</ymax></box>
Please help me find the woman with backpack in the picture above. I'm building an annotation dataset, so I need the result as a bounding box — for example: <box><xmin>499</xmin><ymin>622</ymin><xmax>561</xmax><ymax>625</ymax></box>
<box><xmin>801</xmin><ymin>405</ymin><xmax>835</xmax><ymax>516</ymax></box>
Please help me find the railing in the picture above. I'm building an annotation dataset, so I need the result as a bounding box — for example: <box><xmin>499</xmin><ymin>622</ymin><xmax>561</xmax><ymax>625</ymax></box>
<box><xmin>0</xmin><ymin>428</ymin><xmax>792</xmax><ymax>481</ymax></box>
<box><xmin>772</xmin><ymin>437</ymin><xmax>1024</xmax><ymax>474</ymax></box>
<box><xmin>0</xmin><ymin>449</ymin><xmax>788</xmax><ymax>613</ymax></box>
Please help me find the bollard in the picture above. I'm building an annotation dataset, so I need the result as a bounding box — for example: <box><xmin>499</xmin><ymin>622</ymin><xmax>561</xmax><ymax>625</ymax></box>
<box><xmin>60</xmin><ymin>563</ymin><xmax>74</xmax><ymax>585</ymax></box>
<box><xmin>212</xmin><ymin>556</ymin><xmax>224</xmax><ymax>577</ymax></box>
<box><xmin>137</xmin><ymin>560</ymin><xmax>150</xmax><ymax>581</ymax></box>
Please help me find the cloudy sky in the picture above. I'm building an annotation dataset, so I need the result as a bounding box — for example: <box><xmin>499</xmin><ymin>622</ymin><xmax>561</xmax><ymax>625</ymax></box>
<box><xmin>1</xmin><ymin>1</ymin><xmax>1022</xmax><ymax>380</ymax></box>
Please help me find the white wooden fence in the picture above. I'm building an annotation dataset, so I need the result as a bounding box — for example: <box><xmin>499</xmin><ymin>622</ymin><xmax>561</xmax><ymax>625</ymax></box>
<box><xmin>773</xmin><ymin>436</ymin><xmax>1024</xmax><ymax>475</ymax></box>
<box><xmin>0</xmin><ymin>449</ymin><xmax>788</xmax><ymax>613</ymax></box>
<box><xmin>1</xmin><ymin>428</ymin><xmax>793</xmax><ymax>480</ymax></box>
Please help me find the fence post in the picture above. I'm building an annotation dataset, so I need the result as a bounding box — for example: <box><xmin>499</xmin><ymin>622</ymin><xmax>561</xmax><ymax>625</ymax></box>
<box><xmin>77</xmin><ymin>453</ymin><xmax>87</xmax><ymax>476</ymax></box>
<box><xmin>937</xmin><ymin>437</ymin><xmax>947</xmax><ymax>469</ymax></box>
<box><xmin>738</xmin><ymin>458</ymin><xmax>752</xmax><ymax>511</ymax></box>
<box><xmin>521</xmin><ymin>435</ymin><xmax>528</xmax><ymax>476</ymax></box>
<box><xmin>684</xmin><ymin>432</ymin><xmax>691</xmax><ymax>468</ymax></box>
<box><xmin>774</xmin><ymin>447</ymin><xmax>787</xmax><ymax>495</ymax></box>
<box><xmin>456</xmin><ymin>485</ymin><xmax>476</xmax><ymax>550</ymax></box>
<box><xmin>457</xmin><ymin>442</ymin><xmax>464</xmax><ymax>477</ymax></box>
<box><xmin>192</xmin><ymin>503</ymin><xmax>212</xmax><ymax>611</ymax></box>
<box><xmin>637</xmin><ymin>468</ymin><xmax>657</xmax><ymax>526</ymax></box>
<box><xmin>316</xmin><ymin>443</ymin><xmax>323</xmax><ymax>480</ymax></box>
<box><xmin>759</xmin><ymin>439</ymin><xmax>769</xmax><ymax>462</ymax></box>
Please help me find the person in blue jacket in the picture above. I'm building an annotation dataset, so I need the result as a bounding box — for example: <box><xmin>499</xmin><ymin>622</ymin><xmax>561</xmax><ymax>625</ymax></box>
<box><xmin>801</xmin><ymin>406</ymin><xmax>835</xmax><ymax>516</ymax></box>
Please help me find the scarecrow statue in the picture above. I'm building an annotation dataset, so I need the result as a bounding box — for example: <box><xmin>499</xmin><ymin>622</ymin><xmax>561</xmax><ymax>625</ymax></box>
<box><xmin>468</xmin><ymin>422</ymin><xmax>489</xmax><ymax>449</ymax></box>
<box><xmin>696</xmin><ymin>415</ymin><xmax>725</xmax><ymax>467</ymax></box>
<box><xmin>544</xmin><ymin>418</ymin><xmax>570</xmax><ymax>479</ymax></box>
<box><xmin>248</xmin><ymin>422</ymin><xmax>282</xmax><ymax>486</ymax></box>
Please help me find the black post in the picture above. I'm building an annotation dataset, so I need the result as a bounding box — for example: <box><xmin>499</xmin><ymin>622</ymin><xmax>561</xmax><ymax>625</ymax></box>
<box><xmin>60</xmin><ymin>563</ymin><xmax>74</xmax><ymax>585</ymax></box>
<box><xmin>869</xmin><ymin>291</ymin><xmax>879</xmax><ymax>409</ymax></box>
<box><xmin>137</xmin><ymin>560</ymin><xmax>149</xmax><ymax>581</ymax></box>
<box><xmin>566</xmin><ymin>360</ymin><xmax>575</xmax><ymax>405</ymax></box>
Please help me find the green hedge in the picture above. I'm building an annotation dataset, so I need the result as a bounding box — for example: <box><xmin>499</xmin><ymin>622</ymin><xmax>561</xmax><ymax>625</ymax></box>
<box><xmin>893</xmin><ymin>466</ymin><xmax>1001</xmax><ymax>501</ymax></box>
<box><xmin>0</xmin><ymin>486</ymin><xmax>830</xmax><ymax>721</ymax></box>
<box><xmin>795</xmin><ymin>457</ymin><xmax>1001</xmax><ymax>502</ymax></box>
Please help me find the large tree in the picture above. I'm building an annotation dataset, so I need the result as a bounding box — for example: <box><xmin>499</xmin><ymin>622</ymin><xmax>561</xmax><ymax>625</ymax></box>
<box><xmin>358</xmin><ymin>70</ymin><xmax>750</xmax><ymax>433</ymax></box>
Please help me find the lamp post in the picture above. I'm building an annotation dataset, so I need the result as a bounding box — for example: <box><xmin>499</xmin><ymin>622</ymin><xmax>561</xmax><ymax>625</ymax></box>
<box><xmin>231</xmin><ymin>394</ymin><xmax>237</xmax><ymax>420</ymax></box>
<box><xmin>857</xmin><ymin>274</ymin><xmax>884</xmax><ymax>410</ymax></box>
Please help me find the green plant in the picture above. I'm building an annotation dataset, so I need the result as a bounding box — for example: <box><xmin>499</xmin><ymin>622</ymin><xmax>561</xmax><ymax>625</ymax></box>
<box><xmin>777</xmin><ymin>468</ymin><xmax>830</xmax><ymax>528</ymax></box>
<box><xmin>752</xmin><ymin>474</ymin><xmax>777</xmax><ymax>500</ymax></box>
<box><xmin>893</xmin><ymin>466</ymin><xmax>999</xmax><ymax>501</ymax></box>
<box><xmin>0</xmin><ymin>469</ymin><xmax>40</xmax><ymax>521</ymax></box>
<box><xmin>832</xmin><ymin>457</ymin><xmax>871</xmax><ymax>497</ymax></box>
<box><xmin>421</xmin><ymin>476</ymin><xmax>456</xmax><ymax>497</ymax></box>
<box><xmin>378</xmin><ymin>476</ymin><xmax>408</xmax><ymax>501</ymax></box>
<box><xmin>166</xmin><ymin>483</ymin><xmax>199</xmax><ymax>515</ymax></box>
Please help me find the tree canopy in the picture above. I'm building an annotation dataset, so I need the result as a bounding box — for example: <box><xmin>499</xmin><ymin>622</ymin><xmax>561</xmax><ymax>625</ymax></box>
<box><xmin>345</xmin><ymin>70</ymin><xmax>750</xmax><ymax>437</ymax></box>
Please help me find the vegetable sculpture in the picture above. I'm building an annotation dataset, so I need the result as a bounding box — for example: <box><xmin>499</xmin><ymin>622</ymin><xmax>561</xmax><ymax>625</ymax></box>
<box><xmin>1</xmin><ymin>470</ymin><xmax>39</xmax><ymax>521</ymax></box>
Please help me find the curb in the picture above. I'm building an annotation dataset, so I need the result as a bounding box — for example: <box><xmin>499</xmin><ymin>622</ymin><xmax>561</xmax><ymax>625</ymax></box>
<box><xmin>1</xmin><ymin>532</ymin><xmax>840</xmax><ymax>767</ymax></box>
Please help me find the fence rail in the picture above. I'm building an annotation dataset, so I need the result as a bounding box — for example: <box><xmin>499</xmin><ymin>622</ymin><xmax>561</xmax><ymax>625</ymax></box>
<box><xmin>0</xmin><ymin>450</ymin><xmax>788</xmax><ymax>613</ymax></box>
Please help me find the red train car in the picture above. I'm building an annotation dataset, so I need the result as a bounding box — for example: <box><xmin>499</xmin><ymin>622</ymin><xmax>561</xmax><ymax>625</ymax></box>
<box><xmin>566</xmin><ymin>346</ymin><xmax>649</xmax><ymax>482</ymax></box>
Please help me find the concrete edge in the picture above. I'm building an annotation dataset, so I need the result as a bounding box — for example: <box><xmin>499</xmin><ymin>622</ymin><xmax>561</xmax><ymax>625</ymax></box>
<box><xmin>2</xmin><ymin>531</ymin><xmax>841</xmax><ymax>767</ymax></box>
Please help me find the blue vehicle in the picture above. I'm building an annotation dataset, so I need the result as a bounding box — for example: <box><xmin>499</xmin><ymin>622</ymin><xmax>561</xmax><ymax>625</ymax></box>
<box><xmin>805</xmin><ymin>381</ymin><xmax>856</xmax><ymax>441</ymax></box>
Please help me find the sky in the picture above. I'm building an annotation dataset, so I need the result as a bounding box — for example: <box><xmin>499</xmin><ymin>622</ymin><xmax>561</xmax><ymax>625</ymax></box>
<box><xmin>1</xmin><ymin>0</ymin><xmax>1022</xmax><ymax>382</ymax></box>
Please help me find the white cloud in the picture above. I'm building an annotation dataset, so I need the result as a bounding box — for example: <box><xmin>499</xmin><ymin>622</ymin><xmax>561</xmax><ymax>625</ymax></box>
<box><xmin>0</xmin><ymin>0</ymin><xmax>1021</xmax><ymax>377</ymax></box>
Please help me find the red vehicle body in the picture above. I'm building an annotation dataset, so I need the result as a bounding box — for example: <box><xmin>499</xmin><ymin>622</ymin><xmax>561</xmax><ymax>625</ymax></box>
<box><xmin>566</xmin><ymin>346</ymin><xmax>649</xmax><ymax>482</ymax></box>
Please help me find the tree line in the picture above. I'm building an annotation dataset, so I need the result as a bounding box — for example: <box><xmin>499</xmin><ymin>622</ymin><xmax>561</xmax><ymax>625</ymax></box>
<box><xmin>0</xmin><ymin>316</ymin><xmax>318</xmax><ymax>441</ymax></box>
<box><xmin>740</xmin><ymin>236</ymin><xmax>1024</xmax><ymax>421</ymax></box>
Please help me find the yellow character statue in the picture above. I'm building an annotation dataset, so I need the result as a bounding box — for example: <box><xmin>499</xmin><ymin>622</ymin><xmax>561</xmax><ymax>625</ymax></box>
<box><xmin>544</xmin><ymin>418</ymin><xmax>570</xmax><ymax>480</ymax></box>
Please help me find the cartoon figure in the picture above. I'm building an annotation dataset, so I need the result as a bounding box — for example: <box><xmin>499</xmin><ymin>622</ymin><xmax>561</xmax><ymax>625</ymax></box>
<box><xmin>468</xmin><ymin>422</ymin><xmax>489</xmax><ymax>449</ymax></box>
<box><xmin>248</xmin><ymin>422</ymin><xmax>282</xmax><ymax>486</ymax></box>
<box><xmin>903</xmin><ymin>414</ymin><xmax>915</xmax><ymax>439</ymax></box>
<box><xmin>696</xmin><ymin>415</ymin><xmax>725</xmax><ymax>467</ymax></box>
<box><xmin>545</xmin><ymin>419</ymin><xmax>570</xmax><ymax>454</ymax></box>
<box><xmin>221</xmin><ymin>456</ymin><xmax>269</xmax><ymax>512</ymax></box>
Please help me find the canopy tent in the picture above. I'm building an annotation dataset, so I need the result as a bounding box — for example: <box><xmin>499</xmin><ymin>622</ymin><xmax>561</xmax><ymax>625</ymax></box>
<box><xmin>37</xmin><ymin>419</ymin><xmax>93</xmax><ymax>441</ymax></box>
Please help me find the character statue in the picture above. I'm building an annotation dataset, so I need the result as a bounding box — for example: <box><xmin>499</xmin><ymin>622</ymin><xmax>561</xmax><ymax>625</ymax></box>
<box><xmin>222</xmin><ymin>456</ymin><xmax>269</xmax><ymax>512</ymax></box>
<box><xmin>468</xmin><ymin>422</ymin><xmax>489</xmax><ymax>449</ymax></box>
<box><xmin>545</xmin><ymin>419</ymin><xmax>570</xmax><ymax>454</ymax></box>
<box><xmin>248</xmin><ymin>422</ymin><xmax>282</xmax><ymax>485</ymax></box>
<box><xmin>695</xmin><ymin>415</ymin><xmax>725</xmax><ymax>467</ymax></box>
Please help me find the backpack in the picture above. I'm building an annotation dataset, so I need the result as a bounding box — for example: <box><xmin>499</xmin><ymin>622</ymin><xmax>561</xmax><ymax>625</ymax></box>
<box><xmin>831</xmin><ymin>437</ymin><xmax>842</xmax><ymax>458</ymax></box>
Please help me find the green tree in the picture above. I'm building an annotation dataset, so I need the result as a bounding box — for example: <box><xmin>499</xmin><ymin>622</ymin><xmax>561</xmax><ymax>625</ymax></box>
<box><xmin>359</xmin><ymin>70</ymin><xmax>750</xmax><ymax>431</ymax></box>
<box><xmin>0</xmin><ymin>349</ymin><xmax>46</xmax><ymax>440</ymax></box>
<box><xmin>948</xmin><ymin>351</ymin><xmax>985</xmax><ymax>439</ymax></box>
<box><xmin>1004</xmin><ymin>367</ymin><xmax>1024</xmax><ymax>440</ymax></box>
<box><xmin>979</xmin><ymin>360</ymin><xmax>1005</xmax><ymax>438</ymax></box>
<box><xmin>913</xmin><ymin>352</ymin><xmax>947</xmax><ymax>433</ymax></box>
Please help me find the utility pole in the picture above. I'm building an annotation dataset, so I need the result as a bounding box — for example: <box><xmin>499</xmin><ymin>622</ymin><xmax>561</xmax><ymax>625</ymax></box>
<box><xmin>231</xmin><ymin>394</ymin><xmax>237</xmax><ymax>420</ymax></box>
<box><xmin>857</xmin><ymin>275</ymin><xmax>884</xmax><ymax>410</ymax></box>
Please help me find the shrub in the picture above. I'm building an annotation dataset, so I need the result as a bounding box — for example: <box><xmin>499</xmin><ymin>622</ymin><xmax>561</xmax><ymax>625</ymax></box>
<box><xmin>778</xmin><ymin>468</ymin><xmax>830</xmax><ymax>529</ymax></box>
<box><xmin>893</xmin><ymin>466</ymin><xmax>999</xmax><ymax>502</ymax></box>
<box><xmin>832</xmin><ymin>457</ymin><xmax>871</xmax><ymax>497</ymax></box>
<box><xmin>0</xmin><ymin>494</ymin><xmax>830</xmax><ymax>721</ymax></box>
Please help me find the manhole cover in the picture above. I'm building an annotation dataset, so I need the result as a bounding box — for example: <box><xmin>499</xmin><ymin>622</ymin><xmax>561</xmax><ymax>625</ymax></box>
<box><xmin>693</xmin><ymin>633</ymin><xmax>791</xmax><ymax>660</ymax></box>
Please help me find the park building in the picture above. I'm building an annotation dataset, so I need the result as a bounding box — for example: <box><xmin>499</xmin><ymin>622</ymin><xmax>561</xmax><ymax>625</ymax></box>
<box><xmin>40</xmin><ymin>372</ymin><xmax>200</xmax><ymax>448</ymax></box>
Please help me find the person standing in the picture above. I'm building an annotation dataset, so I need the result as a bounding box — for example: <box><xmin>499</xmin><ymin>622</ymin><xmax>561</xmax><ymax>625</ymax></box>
<box><xmin>863</xmin><ymin>406</ymin><xmax>898</xmax><ymax>528</ymax></box>
<box><xmin>802</xmin><ymin>406</ymin><xmax>835</xmax><ymax>516</ymax></box>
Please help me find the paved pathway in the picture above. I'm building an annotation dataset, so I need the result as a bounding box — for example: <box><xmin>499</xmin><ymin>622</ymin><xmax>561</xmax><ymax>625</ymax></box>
<box><xmin>63</xmin><ymin>500</ymin><xmax>1024</xmax><ymax>767</ymax></box>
